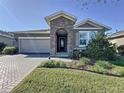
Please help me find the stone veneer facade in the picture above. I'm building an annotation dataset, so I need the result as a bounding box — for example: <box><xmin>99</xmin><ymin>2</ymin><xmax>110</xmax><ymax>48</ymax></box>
<box><xmin>50</xmin><ymin>16</ymin><xmax>75</xmax><ymax>56</ymax></box>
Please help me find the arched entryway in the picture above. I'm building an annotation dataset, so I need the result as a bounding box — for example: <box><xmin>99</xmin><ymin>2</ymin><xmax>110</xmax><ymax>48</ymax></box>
<box><xmin>56</xmin><ymin>29</ymin><xmax>67</xmax><ymax>52</ymax></box>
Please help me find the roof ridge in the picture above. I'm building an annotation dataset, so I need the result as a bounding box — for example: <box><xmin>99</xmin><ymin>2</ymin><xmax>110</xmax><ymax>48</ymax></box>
<box><xmin>112</xmin><ymin>30</ymin><xmax>124</xmax><ymax>35</ymax></box>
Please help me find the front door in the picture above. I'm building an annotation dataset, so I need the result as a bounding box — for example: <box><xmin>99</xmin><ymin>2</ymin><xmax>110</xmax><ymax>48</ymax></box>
<box><xmin>57</xmin><ymin>36</ymin><xmax>67</xmax><ymax>52</ymax></box>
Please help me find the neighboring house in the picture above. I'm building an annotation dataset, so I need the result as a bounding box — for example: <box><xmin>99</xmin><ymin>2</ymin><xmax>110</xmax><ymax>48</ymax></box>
<box><xmin>0</xmin><ymin>30</ymin><xmax>14</xmax><ymax>46</ymax></box>
<box><xmin>109</xmin><ymin>30</ymin><xmax>124</xmax><ymax>47</ymax></box>
<box><xmin>13</xmin><ymin>11</ymin><xmax>111</xmax><ymax>56</ymax></box>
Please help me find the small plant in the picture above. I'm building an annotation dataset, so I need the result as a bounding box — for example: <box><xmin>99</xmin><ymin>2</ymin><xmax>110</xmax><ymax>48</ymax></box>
<box><xmin>77</xmin><ymin>57</ymin><xmax>91</xmax><ymax>67</ymax></box>
<box><xmin>40</xmin><ymin>60</ymin><xmax>66</xmax><ymax>68</ymax></box>
<box><xmin>72</xmin><ymin>49</ymin><xmax>81</xmax><ymax>59</ymax></box>
<box><xmin>2</xmin><ymin>46</ymin><xmax>17</xmax><ymax>55</ymax></box>
<box><xmin>112</xmin><ymin>66</ymin><xmax>124</xmax><ymax>76</ymax></box>
<box><xmin>88</xmin><ymin>60</ymin><xmax>113</xmax><ymax>74</ymax></box>
<box><xmin>117</xmin><ymin>45</ymin><xmax>124</xmax><ymax>55</ymax></box>
<box><xmin>0</xmin><ymin>42</ymin><xmax>6</xmax><ymax>53</ymax></box>
<box><xmin>59</xmin><ymin>61</ymin><xmax>66</xmax><ymax>68</ymax></box>
<box><xmin>96</xmin><ymin>60</ymin><xmax>113</xmax><ymax>70</ymax></box>
<box><xmin>89</xmin><ymin>65</ymin><xmax>108</xmax><ymax>74</ymax></box>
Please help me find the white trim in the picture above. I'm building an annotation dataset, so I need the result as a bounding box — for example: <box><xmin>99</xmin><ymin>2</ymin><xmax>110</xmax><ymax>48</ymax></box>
<box><xmin>74</xmin><ymin>27</ymin><xmax>103</xmax><ymax>30</ymax></box>
<box><xmin>45</xmin><ymin>11</ymin><xmax>77</xmax><ymax>25</ymax></box>
<box><xmin>74</xmin><ymin>18</ymin><xmax>111</xmax><ymax>30</ymax></box>
<box><xmin>18</xmin><ymin>37</ymin><xmax>50</xmax><ymax>39</ymax></box>
<box><xmin>88</xmin><ymin>31</ymin><xmax>90</xmax><ymax>44</ymax></box>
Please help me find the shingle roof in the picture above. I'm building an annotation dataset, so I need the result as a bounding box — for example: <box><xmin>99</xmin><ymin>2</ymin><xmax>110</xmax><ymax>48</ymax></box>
<box><xmin>0</xmin><ymin>30</ymin><xmax>14</xmax><ymax>38</ymax></box>
<box><xmin>12</xmin><ymin>29</ymin><xmax>50</xmax><ymax>34</ymax></box>
<box><xmin>111</xmin><ymin>30</ymin><xmax>124</xmax><ymax>38</ymax></box>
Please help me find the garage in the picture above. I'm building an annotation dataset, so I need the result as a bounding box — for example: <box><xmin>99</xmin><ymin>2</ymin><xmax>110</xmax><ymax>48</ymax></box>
<box><xmin>19</xmin><ymin>37</ymin><xmax>50</xmax><ymax>53</ymax></box>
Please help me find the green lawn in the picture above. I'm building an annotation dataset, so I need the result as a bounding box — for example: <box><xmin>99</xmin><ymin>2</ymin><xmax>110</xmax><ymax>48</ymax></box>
<box><xmin>11</xmin><ymin>68</ymin><xmax>124</xmax><ymax>93</ymax></box>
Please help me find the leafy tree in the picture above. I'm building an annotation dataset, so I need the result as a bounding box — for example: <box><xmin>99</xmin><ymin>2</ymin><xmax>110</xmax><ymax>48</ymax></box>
<box><xmin>76</xmin><ymin>0</ymin><xmax>120</xmax><ymax>9</ymax></box>
<box><xmin>85</xmin><ymin>34</ymin><xmax>116</xmax><ymax>60</ymax></box>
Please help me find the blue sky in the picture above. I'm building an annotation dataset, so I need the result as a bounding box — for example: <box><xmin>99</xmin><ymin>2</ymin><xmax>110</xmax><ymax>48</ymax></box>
<box><xmin>0</xmin><ymin>0</ymin><xmax>123</xmax><ymax>34</ymax></box>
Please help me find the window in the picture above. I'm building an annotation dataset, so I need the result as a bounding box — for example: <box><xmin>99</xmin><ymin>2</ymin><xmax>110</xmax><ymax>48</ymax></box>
<box><xmin>79</xmin><ymin>32</ymin><xmax>88</xmax><ymax>47</ymax></box>
<box><xmin>90</xmin><ymin>31</ymin><xmax>97</xmax><ymax>39</ymax></box>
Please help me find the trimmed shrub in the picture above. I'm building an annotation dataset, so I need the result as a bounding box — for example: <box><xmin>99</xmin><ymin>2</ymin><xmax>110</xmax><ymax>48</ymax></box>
<box><xmin>117</xmin><ymin>45</ymin><xmax>124</xmax><ymax>55</ymax></box>
<box><xmin>85</xmin><ymin>34</ymin><xmax>116</xmax><ymax>60</ymax></box>
<box><xmin>111</xmin><ymin>56</ymin><xmax>124</xmax><ymax>66</ymax></box>
<box><xmin>2</xmin><ymin>46</ymin><xmax>17</xmax><ymax>55</ymax></box>
<box><xmin>77</xmin><ymin>57</ymin><xmax>91</xmax><ymax>67</ymax></box>
<box><xmin>0</xmin><ymin>42</ymin><xmax>6</xmax><ymax>53</ymax></box>
<box><xmin>40</xmin><ymin>60</ymin><xmax>66</xmax><ymax>68</ymax></box>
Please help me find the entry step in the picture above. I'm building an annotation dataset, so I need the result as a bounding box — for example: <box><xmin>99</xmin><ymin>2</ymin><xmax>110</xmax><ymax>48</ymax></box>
<box><xmin>56</xmin><ymin>52</ymin><xmax>69</xmax><ymax>58</ymax></box>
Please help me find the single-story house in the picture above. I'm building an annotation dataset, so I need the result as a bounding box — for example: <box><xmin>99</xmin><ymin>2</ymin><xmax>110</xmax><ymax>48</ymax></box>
<box><xmin>12</xmin><ymin>11</ymin><xmax>111</xmax><ymax>56</ymax></box>
<box><xmin>109</xmin><ymin>30</ymin><xmax>124</xmax><ymax>47</ymax></box>
<box><xmin>0</xmin><ymin>30</ymin><xmax>14</xmax><ymax>46</ymax></box>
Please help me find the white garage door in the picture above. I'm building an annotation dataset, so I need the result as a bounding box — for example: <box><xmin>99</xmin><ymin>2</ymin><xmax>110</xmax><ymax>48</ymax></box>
<box><xmin>19</xmin><ymin>37</ymin><xmax>50</xmax><ymax>53</ymax></box>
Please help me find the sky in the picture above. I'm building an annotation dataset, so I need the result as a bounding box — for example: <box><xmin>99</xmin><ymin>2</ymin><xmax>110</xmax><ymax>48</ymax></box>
<box><xmin>0</xmin><ymin>0</ymin><xmax>124</xmax><ymax>34</ymax></box>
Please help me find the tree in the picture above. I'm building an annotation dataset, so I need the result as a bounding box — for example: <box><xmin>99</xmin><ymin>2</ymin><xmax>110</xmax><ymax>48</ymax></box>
<box><xmin>85</xmin><ymin>34</ymin><xmax>116</xmax><ymax>60</ymax></box>
<box><xmin>76</xmin><ymin>0</ymin><xmax>120</xmax><ymax>9</ymax></box>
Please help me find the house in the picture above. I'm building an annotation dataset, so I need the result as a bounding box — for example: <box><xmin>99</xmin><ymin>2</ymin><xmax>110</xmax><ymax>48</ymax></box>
<box><xmin>109</xmin><ymin>30</ymin><xmax>124</xmax><ymax>47</ymax></box>
<box><xmin>13</xmin><ymin>11</ymin><xmax>111</xmax><ymax>56</ymax></box>
<box><xmin>0</xmin><ymin>30</ymin><xmax>14</xmax><ymax>46</ymax></box>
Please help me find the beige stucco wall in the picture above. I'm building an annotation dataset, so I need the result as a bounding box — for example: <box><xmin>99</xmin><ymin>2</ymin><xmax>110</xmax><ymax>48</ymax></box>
<box><xmin>0</xmin><ymin>35</ymin><xmax>14</xmax><ymax>46</ymax></box>
<box><xmin>110</xmin><ymin>37</ymin><xmax>124</xmax><ymax>47</ymax></box>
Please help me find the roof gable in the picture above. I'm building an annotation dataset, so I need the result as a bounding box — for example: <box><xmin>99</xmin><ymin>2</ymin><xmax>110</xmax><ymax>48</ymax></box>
<box><xmin>78</xmin><ymin>22</ymin><xmax>98</xmax><ymax>28</ymax></box>
<box><xmin>74</xmin><ymin>18</ymin><xmax>111</xmax><ymax>30</ymax></box>
<box><xmin>45</xmin><ymin>11</ymin><xmax>77</xmax><ymax>25</ymax></box>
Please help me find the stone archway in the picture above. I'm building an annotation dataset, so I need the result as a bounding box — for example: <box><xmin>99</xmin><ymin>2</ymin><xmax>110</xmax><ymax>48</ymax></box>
<box><xmin>49</xmin><ymin>16</ymin><xmax>75</xmax><ymax>56</ymax></box>
<box><xmin>56</xmin><ymin>29</ymin><xmax>67</xmax><ymax>52</ymax></box>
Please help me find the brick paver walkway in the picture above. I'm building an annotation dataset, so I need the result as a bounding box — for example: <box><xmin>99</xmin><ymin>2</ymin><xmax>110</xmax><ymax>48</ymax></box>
<box><xmin>0</xmin><ymin>54</ymin><xmax>44</xmax><ymax>93</ymax></box>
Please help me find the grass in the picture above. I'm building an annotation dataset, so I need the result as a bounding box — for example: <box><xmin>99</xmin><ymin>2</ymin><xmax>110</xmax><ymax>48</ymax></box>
<box><xmin>88</xmin><ymin>58</ymin><xmax>124</xmax><ymax>76</ymax></box>
<box><xmin>66</xmin><ymin>56</ymin><xmax>124</xmax><ymax>76</ymax></box>
<box><xmin>11</xmin><ymin>68</ymin><xmax>124</xmax><ymax>93</ymax></box>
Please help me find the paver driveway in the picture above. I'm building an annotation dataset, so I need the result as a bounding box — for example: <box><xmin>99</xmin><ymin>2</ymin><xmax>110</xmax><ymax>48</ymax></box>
<box><xmin>0</xmin><ymin>54</ymin><xmax>47</xmax><ymax>93</ymax></box>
